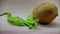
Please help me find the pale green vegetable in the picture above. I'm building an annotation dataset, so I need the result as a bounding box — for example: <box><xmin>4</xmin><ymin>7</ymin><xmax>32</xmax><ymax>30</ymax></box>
<box><xmin>0</xmin><ymin>12</ymin><xmax>37</xmax><ymax>29</ymax></box>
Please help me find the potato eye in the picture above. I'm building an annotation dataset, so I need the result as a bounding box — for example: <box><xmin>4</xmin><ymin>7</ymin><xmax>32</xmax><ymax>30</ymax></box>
<box><xmin>47</xmin><ymin>9</ymin><xmax>52</xmax><ymax>14</ymax></box>
<box><xmin>44</xmin><ymin>9</ymin><xmax>52</xmax><ymax>17</ymax></box>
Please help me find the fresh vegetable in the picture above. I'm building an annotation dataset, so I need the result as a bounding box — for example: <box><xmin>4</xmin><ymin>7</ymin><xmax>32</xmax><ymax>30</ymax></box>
<box><xmin>33</xmin><ymin>2</ymin><xmax>58</xmax><ymax>25</ymax></box>
<box><xmin>0</xmin><ymin>12</ymin><xmax>37</xmax><ymax>29</ymax></box>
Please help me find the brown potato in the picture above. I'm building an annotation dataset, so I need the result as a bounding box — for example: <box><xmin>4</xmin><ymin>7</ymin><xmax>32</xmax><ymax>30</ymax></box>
<box><xmin>33</xmin><ymin>2</ymin><xmax>58</xmax><ymax>25</ymax></box>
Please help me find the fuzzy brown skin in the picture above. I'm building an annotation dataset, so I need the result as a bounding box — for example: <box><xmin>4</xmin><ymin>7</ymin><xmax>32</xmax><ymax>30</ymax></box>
<box><xmin>33</xmin><ymin>2</ymin><xmax>58</xmax><ymax>25</ymax></box>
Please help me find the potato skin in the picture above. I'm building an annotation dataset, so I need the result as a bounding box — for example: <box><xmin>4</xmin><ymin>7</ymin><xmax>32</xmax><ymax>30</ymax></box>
<box><xmin>33</xmin><ymin>2</ymin><xmax>58</xmax><ymax>25</ymax></box>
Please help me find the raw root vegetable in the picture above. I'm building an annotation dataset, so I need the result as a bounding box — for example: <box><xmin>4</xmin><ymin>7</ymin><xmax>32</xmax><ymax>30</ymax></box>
<box><xmin>33</xmin><ymin>2</ymin><xmax>58</xmax><ymax>25</ymax></box>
